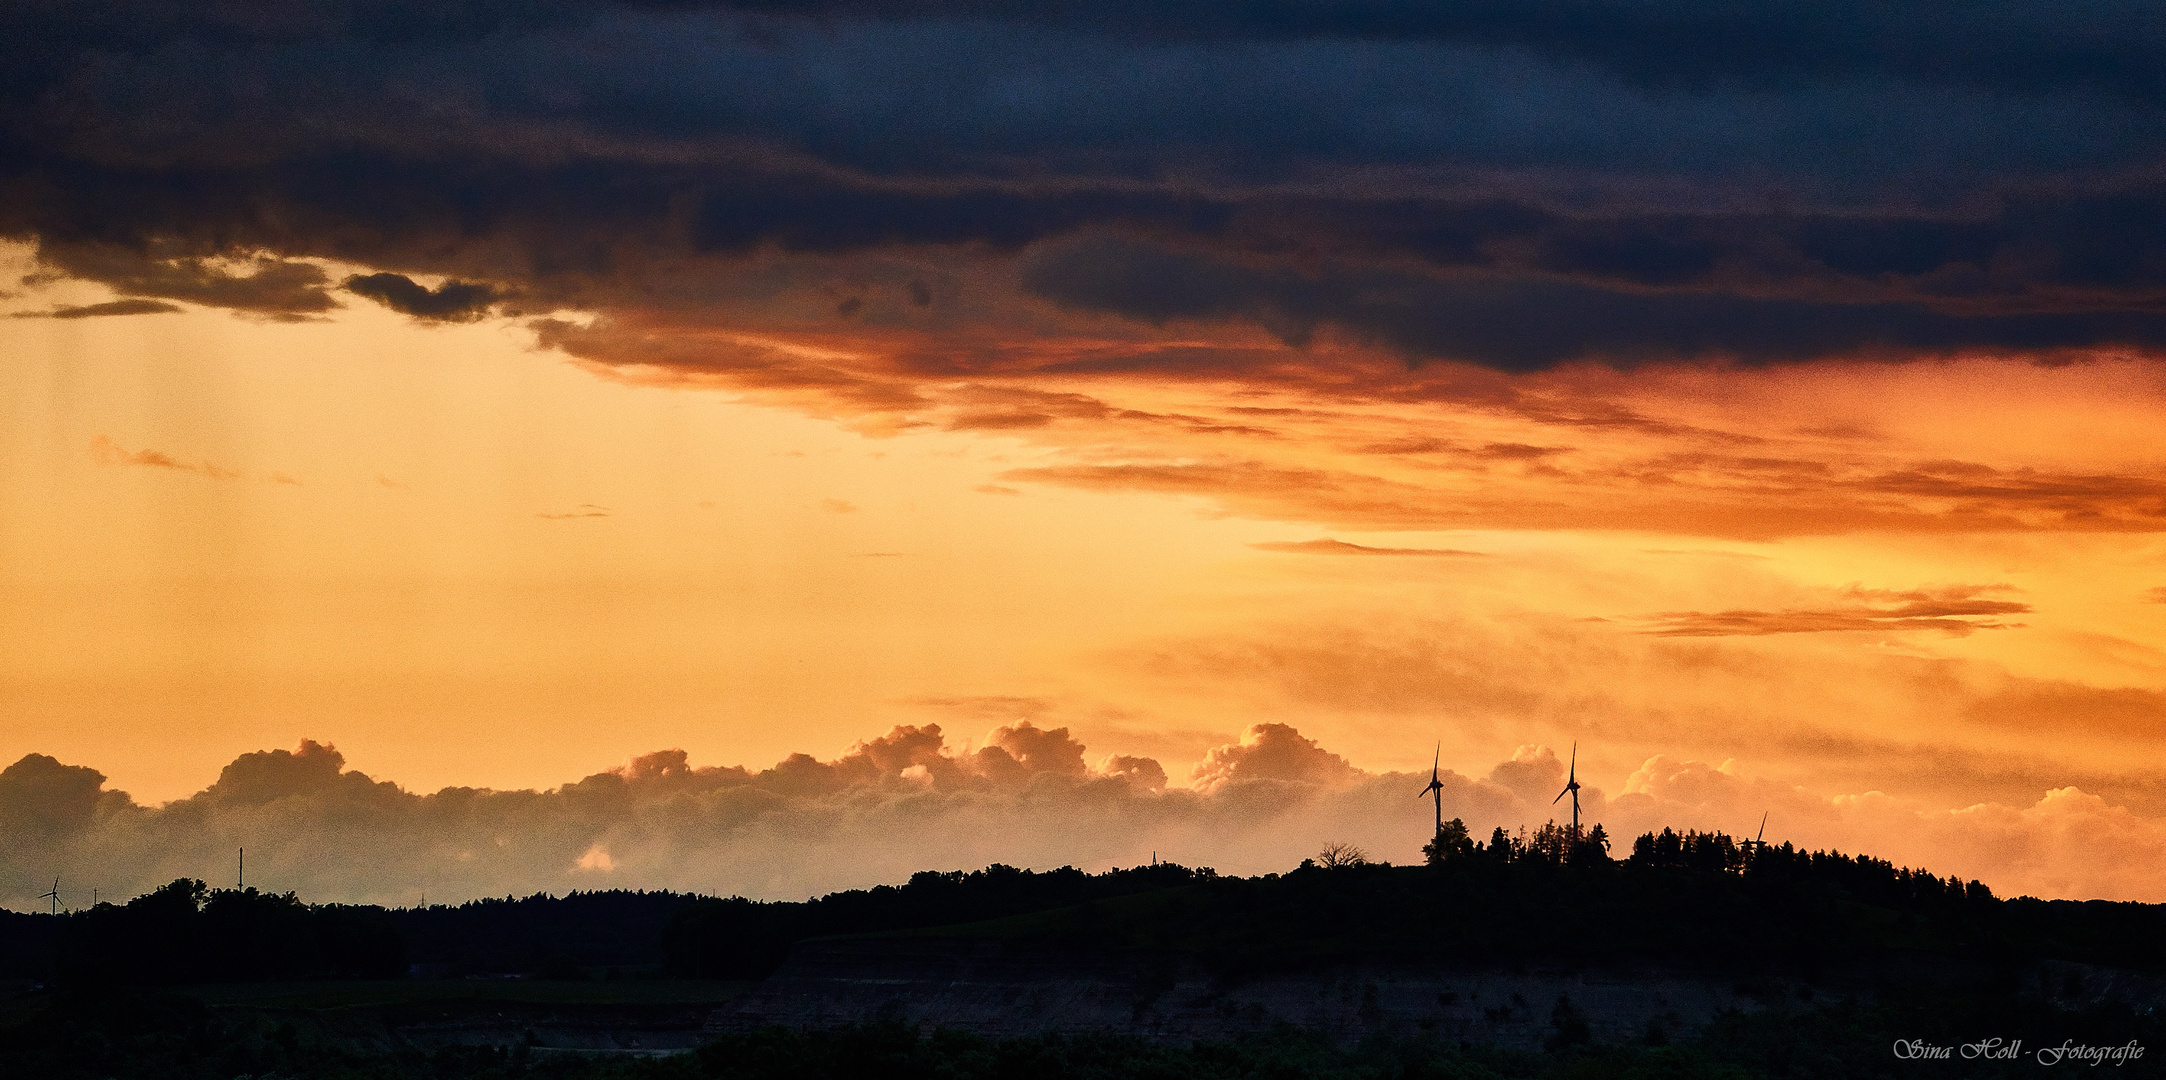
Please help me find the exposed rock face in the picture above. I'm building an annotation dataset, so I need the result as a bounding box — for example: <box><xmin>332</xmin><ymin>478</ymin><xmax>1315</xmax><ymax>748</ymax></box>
<box><xmin>2029</xmin><ymin>960</ymin><xmax>2166</xmax><ymax>1014</ymax></box>
<box><xmin>705</xmin><ymin>937</ymin><xmax>1811</xmax><ymax>1049</ymax></box>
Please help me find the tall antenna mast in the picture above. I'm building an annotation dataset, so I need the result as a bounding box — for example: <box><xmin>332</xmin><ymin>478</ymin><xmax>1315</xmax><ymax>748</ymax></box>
<box><xmin>1552</xmin><ymin>742</ymin><xmax>1582</xmax><ymax>836</ymax></box>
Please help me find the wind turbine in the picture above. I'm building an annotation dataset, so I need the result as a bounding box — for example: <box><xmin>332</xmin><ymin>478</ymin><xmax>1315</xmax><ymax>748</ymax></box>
<box><xmin>38</xmin><ymin>878</ymin><xmax>60</xmax><ymax>915</ymax></box>
<box><xmin>1744</xmin><ymin>812</ymin><xmax>1768</xmax><ymax>855</ymax></box>
<box><xmin>1553</xmin><ymin>743</ymin><xmax>1582</xmax><ymax>836</ymax></box>
<box><xmin>1417</xmin><ymin>744</ymin><xmax>1445</xmax><ymax>836</ymax></box>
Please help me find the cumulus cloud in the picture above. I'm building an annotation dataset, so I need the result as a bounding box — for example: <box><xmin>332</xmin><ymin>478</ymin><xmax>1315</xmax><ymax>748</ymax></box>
<box><xmin>0</xmin><ymin>755</ymin><xmax>131</xmax><ymax>842</ymax></box>
<box><xmin>7</xmin><ymin>721</ymin><xmax>2164</xmax><ymax>910</ymax></box>
<box><xmin>1188</xmin><ymin>722</ymin><xmax>1361</xmax><ymax>792</ymax></box>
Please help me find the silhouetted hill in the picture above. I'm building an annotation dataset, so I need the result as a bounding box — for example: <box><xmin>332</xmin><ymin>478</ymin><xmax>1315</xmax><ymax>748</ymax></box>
<box><xmin>670</xmin><ymin>828</ymin><xmax>2166</xmax><ymax>983</ymax></box>
<box><xmin>41</xmin><ymin>881</ymin><xmax>403</xmax><ymax>984</ymax></box>
<box><xmin>662</xmin><ymin>862</ymin><xmax>1211</xmax><ymax>979</ymax></box>
<box><xmin>4</xmin><ymin>832</ymin><xmax>2164</xmax><ymax>1077</ymax></box>
<box><xmin>0</xmin><ymin>907</ymin><xmax>57</xmax><ymax>980</ymax></box>
<box><xmin>392</xmin><ymin>890</ymin><xmax>707</xmax><ymax>975</ymax></box>
<box><xmin>7</xmin><ymin>828</ymin><xmax>2163</xmax><ymax>987</ymax></box>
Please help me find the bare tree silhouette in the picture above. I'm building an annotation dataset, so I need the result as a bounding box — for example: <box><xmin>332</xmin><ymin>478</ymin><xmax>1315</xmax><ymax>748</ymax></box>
<box><xmin>1316</xmin><ymin>841</ymin><xmax>1369</xmax><ymax>868</ymax></box>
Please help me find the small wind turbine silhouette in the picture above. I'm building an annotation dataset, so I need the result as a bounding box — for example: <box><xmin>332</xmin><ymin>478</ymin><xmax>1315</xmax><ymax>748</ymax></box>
<box><xmin>1417</xmin><ymin>744</ymin><xmax>1445</xmax><ymax>835</ymax></box>
<box><xmin>1744</xmin><ymin>811</ymin><xmax>1768</xmax><ymax>855</ymax></box>
<box><xmin>38</xmin><ymin>878</ymin><xmax>60</xmax><ymax>915</ymax></box>
<box><xmin>1553</xmin><ymin>742</ymin><xmax>1582</xmax><ymax>836</ymax></box>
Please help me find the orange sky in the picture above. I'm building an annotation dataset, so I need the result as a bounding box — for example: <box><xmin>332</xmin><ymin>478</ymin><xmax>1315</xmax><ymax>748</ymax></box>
<box><xmin>5</xmin><ymin>238</ymin><xmax>2166</xmax><ymax>903</ymax></box>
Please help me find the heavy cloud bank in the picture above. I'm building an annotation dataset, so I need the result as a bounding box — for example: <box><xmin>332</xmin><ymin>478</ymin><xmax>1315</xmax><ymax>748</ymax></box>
<box><xmin>6</xmin><ymin>721</ymin><xmax>2163</xmax><ymax>909</ymax></box>
<box><xmin>5</xmin><ymin>0</ymin><xmax>2165</xmax><ymax>374</ymax></box>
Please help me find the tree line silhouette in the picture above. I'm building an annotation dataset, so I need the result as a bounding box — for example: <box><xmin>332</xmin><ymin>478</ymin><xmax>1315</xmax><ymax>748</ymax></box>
<box><xmin>663</xmin><ymin>862</ymin><xmax>1213</xmax><ymax>979</ymax></box>
<box><xmin>1425</xmin><ymin>818</ymin><xmax>1992</xmax><ymax>912</ymax></box>
<box><xmin>38</xmin><ymin>880</ymin><xmax>403</xmax><ymax>984</ymax></box>
<box><xmin>6</xmin><ymin>826</ymin><xmax>2160</xmax><ymax>987</ymax></box>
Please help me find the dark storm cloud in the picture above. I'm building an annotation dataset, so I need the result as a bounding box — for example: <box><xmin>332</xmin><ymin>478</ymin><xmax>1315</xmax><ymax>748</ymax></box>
<box><xmin>1021</xmin><ymin>235</ymin><xmax>2166</xmax><ymax>371</ymax></box>
<box><xmin>3</xmin><ymin>0</ymin><xmax>2163</xmax><ymax>365</ymax></box>
<box><xmin>344</xmin><ymin>272</ymin><xmax>498</xmax><ymax>321</ymax></box>
<box><xmin>723</xmin><ymin>1</ymin><xmax>2166</xmax><ymax>107</ymax></box>
<box><xmin>28</xmin><ymin>243</ymin><xmax>337</xmax><ymax>318</ymax></box>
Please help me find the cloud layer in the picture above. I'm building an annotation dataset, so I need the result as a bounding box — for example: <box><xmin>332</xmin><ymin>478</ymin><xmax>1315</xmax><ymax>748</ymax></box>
<box><xmin>6</xmin><ymin>721</ymin><xmax>2164</xmax><ymax>910</ymax></box>
<box><xmin>6</xmin><ymin>0</ymin><xmax>2164</xmax><ymax>372</ymax></box>
<box><xmin>10</xmin><ymin>1</ymin><xmax>2164</xmax><ymax>548</ymax></box>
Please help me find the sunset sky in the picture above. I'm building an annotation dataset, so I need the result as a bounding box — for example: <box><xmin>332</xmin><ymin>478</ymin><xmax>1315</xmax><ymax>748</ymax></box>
<box><xmin>5</xmin><ymin>0</ymin><xmax>2166</xmax><ymax>907</ymax></box>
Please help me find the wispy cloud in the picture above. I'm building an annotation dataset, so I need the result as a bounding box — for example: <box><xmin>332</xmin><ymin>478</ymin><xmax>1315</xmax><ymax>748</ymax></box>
<box><xmin>1252</xmin><ymin>539</ymin><xmax>1487</xmax><ymax>557</ymax></box>
<box><xmin>12</xmin><ymin>298</ymin><xmax>181</xmax><ymax>319</ymax></box>
<box><xmin>1637</xmin><ymin>586</ymin><xmax>2030</xmax><ymax>637</ymax></box>
<box><xmin>536</xmin><ymin>504</ymin><xmax>610</xmax><ymax>520</ymax></box>
<box><xmin>37</xmin><ymin>244</ymin><xmax>336</xmax><ymax>320</ymax></box>
<box><xmin>88</xmin><ymin>435</ymin><xmax>241</xmax><ymax>480</ymax></box>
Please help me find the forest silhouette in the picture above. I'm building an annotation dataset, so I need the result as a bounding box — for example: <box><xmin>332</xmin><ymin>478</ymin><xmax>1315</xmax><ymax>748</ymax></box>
<box><xmin>4</xmin><ymin>826</ymin><xmax>2163</xmax><ymax>1079</ymax></box>
<box><xmin>4</xmin><ymin>826</ymin><xmax>2159</xmax><ymax>987</ymax></box>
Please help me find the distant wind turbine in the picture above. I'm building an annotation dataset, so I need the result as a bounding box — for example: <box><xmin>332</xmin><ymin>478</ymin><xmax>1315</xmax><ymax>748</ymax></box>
<box><xmin>1745</xmin><ymin>812</ymin><xmax>1768</xmax><ymax>855</ymax></box>
<box><xmin>38</xmin><ymin>877</ymin><xmax>60</xmax><ymax>915</ymax></box>
<box><xmin>1553</xmin><ymin>743</ymin><xmax>1582</xmax><ymax>836</ymax></box>
<box><xmin>1417</xmin><ymin>744</ymin><xmax>1445</xmax><ymax>836</ymax></box>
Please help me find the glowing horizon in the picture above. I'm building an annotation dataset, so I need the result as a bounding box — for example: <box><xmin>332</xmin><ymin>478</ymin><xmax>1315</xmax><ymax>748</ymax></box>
<box><xmin>6</xmin><ymin>1</ymin><xmax>2165</xmax><ymax>908</ymax></box>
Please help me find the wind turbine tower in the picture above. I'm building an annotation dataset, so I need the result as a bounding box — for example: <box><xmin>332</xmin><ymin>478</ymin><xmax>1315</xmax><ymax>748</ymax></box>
<box><xmin>1418</xmin><ymin>744</ymin><xmax>1446</xmax><ymax>835</ymax></box>
<box><xmin>1553</xmin><ymin>743</ymin><xmax>1583</xmax><ymax>836</ymax></box>
<box><xmin>38</xmin><ymin>878</ymin><xmax>60</xmax><ymax>915</ymax></box>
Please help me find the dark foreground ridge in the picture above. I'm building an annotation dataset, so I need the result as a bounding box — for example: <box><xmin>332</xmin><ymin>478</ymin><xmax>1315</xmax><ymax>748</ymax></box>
<box><xmin>2</xmin><ymin>828</ymin><xmax>2162</xmax><ymax>1078</ymax></box>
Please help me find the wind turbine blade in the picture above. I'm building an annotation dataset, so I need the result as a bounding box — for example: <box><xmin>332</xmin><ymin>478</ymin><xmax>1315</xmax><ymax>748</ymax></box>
<box><xmin>1553</xmin><ymin>787</ymin><xmax>1567</xmax><ymax>804</ymax></box>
